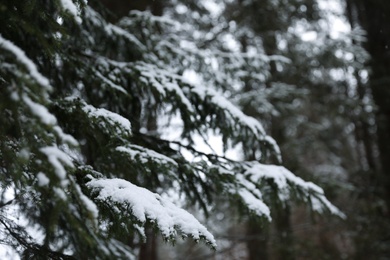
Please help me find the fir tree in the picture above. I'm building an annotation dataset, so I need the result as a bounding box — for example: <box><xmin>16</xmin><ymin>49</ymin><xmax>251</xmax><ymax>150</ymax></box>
<box><xmin>0</xmin><ymin>1</ymin><xmax>343</xmax><ymax>258</ymax></box>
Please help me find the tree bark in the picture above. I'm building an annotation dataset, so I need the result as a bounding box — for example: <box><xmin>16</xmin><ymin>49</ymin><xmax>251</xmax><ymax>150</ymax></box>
<box><xmin>246</xmin><ymin>219</ymin><xmax>269</xmax><ymax>260</ymax></box>
<box><xmin>139</xmin><ymin>228</ymin><xmax>157</xmax><ymax>260</ymax></box>
<box><xmin>273</xmin><ymin>205</ymin><xmax>295</xmax><ymax>260</ymax></box>
<box><xmin>352</xmin><ymin>0</ymin><xmax>390</xmax><ymax>211</ymax></box>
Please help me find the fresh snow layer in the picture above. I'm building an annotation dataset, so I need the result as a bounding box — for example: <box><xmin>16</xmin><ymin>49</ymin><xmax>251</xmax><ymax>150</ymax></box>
<box><xmin>135</xmin><ymin>62</ymin><xmax>194</xmax><ymax>113</ymax></box>
<box><xmin>53</xmin><ymin>126</ymin><xmax>78</xmax><ymax>146</ymax></box>
<box><xmin>75</xmin><ymin>184</ymin><xmax>99</xmax><ymax>222</ymax></box>
<box><xmin>189</xmin><ymin>84</ymin><xmax>281</xmax><ymax>160</ymax></box>
<box><xmin>191</xmin><ymin>85</ymin><xmax>266</xmax><ymax>137</ymax></box>
<box><xmin>37</xmin><ymin>172</ymin><xmax>50</xmax><ymax>186</ymax></box>
<box><xmin>22</xmin><ymin>95</ymin><xmax>57</xmax><ymax>125</ymax></box>
<box><xmin>40</xmin><ymin>146</ymin><xmax>74</xmax><ymax>180</ymax></box>
<box><xmin>238</xmin><ymin>189</ymin><xmax>271</xmax><ymax>220</ymax></box>
<box><xmin>234</xmin><ymin>174</ymin><xmax>271</xmax><ymax>220</ymax></box>
<box><xmin>115</xmin><ymin>145</ymin><xmax>178</xmax><ymax>166</ymax></box>
<box><xmin>132</xmin><ymin>60</ymin><xmax>281</xmax><ymax>160</ymax></box>
<box><xmin>244</xmin><ymin>163</ymin><xmax>346</xmax><ymax>218</ymax></box>
<box><xmin>59</xmin><ymin>0</ymin><xmax>82</xmax><ymax>24</ymax></box>
<box><xmin>84</xmin><ymin>7</ymin><xmax>145</xmax><ymax>50</ymax></box>
<box><xmin>86</xmin><ymin>177</ymin><xmax>217</xmax><ymax>247</ymax></box>
<box><xmin>0</xmin><ymin>34</ymin><xmax>51</xmax><ymax>89</ymax></box>
<box><xmin>94</xmin><ymin>70</ymin><xmax>128</xmax><ymax>94</ymax></box>
<box><xmin>82</xmin><ymin>104</ymin><xmax>132</xmax><ymax>135</ymax></box>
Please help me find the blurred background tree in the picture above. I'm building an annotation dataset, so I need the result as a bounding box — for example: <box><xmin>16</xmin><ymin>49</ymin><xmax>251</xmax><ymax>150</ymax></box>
<box><xmin>156</xmin><ymin>0</ymin><xmax>390</xmax><ymax>259</ymax></box>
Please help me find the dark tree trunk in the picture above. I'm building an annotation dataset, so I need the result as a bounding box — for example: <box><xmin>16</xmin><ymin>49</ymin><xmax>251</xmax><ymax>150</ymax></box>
<box><xmin>351</xmin><ymin>0</ymin><xmax>390</xmax><ymax>212</ymax></box>
<box><xmin>345</xmin><ymin>1</ymin><xmax>390</xmax><ymax>258</ymax></box>
<box><xmin>139</xmin><ymin>228</ymin><xmax>157</xmax><ymax>260</ymax></box>
<box><xmin>273</xmin><ymin>205</ymin><xmax>295</xmax><ymax>260</ymax></box>
<box><xmin>246</xmin><ymin>219</ymin><xmax>269</xmax><ymax>260</ymax></box>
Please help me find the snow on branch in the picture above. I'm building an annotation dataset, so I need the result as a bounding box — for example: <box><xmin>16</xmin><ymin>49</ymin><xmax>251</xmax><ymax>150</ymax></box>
<box><xmin>53</xmin><ymin>126</ymin><xmax>78</xmax><ymax>146</ymax></box>
<box><xmin>189</xmin><ymin>84</ymin><xmax>281</xmax><ymax>161</ymax></box>
<box><xmin>243</xmin><ymin>163</ymin><xmax>346</xmax><ymax>218</ymax></box>
<box><xmin>234</xmin><ymin>174</ymin><xmax>272</xmax><ymax>220</ymax></box>
<box><xmin>22</xmin><ymin>95</ymin><xmax>57</xmax><ymax>125</ymax></box>
<box><xmin>84</xmin><ymin>7</ymin><xmax>145</xmax><ymax>51</ymax></box>
<box><xmin>0</xmin><ymin>34</ymin><xmax>51</xmax><ymax>89</ymax></box>
<box><xmin>59</xmin><ymin>0</ymin><xmax>82</xmax><ymax>24</ymax></box>
<box><xmin>40</xmin><ymin>146</ymin><xmax>74</xmax><ymax>181</ymax></box>
<box><xmin>82</xmin><ymin>104</ymin><xmax>132</xmax><ymax>136</ymax></box>
<box><xmin>86</xmin><ymin>177</ymin><xmax>217</xmax><ymax>248</ymax></box>
<box><xmin>237</xmin><ymin>188</ymin><xmax>271</xmax><ymax>220</ymax></box>
<box><xmin>116</xmin><ymin>59</ymin><xmax>280</xmax><ymax>159</ymax></box>
<box><xmin>93</xmin><ymin>70</ymin><xmax>128</xmax><ymax>94</ymax></box>
<box><xmin>123</xmin><ymin>10</ymin><xmax>181</xmax><ymax>28</ymax></box>
<box><xmin>83</xmin><ymin>32</ymin><xmax>279</xmax><ymax>160</ymax></box>
<box><xmin>115</xmin><ymin>145</ymin><xmax>178</xmax><ymax>167</ymax></box>
<box><xmin>206</xmin><ymin>164</ymin><xmax>272</xmax><ymax>220</ymax></box>
<box><xmin>191</xmin><ymin>85</ymin><xmax>266</xmax><ymax>137</ymax></box>
<box><xmin>133</xmin><ymin>62</ymin><xmax>194</xmax><ymax>113</ymax></box>
<box><xmin>61</xmin><ymin>98</ymin><xmax>132</xmax><ymax>138</ymax></box>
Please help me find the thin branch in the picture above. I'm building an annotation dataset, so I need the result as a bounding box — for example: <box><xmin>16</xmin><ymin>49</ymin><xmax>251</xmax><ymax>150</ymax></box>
<box><xmin>0</xmin><ymin>217</ymin><xmax>75</xmax><ymax>260</ymax></box>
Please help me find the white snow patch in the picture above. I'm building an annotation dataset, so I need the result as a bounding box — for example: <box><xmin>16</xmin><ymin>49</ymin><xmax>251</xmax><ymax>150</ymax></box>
<box><xmin>86</xmin><ymin>178</ymin><xmax>217</xmax><ymax>247</ymax></box>
<box><xmin>106</xmin><ymin>24</ymin><xmax>145</xmax><ymax>49</ymax></box>
<box><xmin>40</xmin><ymin>146</ymin><xmax>74</xmax><ymax>180</ymax></box>
<box><xmin>135</xmin><ymin>62</ymin><xmax>194</xmax><ymax>113</ymax></box>
<box><xmin>23</xmin><ymin>95</ymin><xmax>57</xmax><ymax>125</ymax></box>
<box><xmin>59</xmin><ymin>0</ymin><xmax>82</xmax><ymax>24</ymax></box>
<box><xmin>317</xmin><ymin>0</ymin><xmax>350</xmax><ymax>39</ymax></box>
<box><xmin>234</xmin><ymin>174</ymin><xmax>271</xmax><ymax>220</ymax></box>
<box><xmin>0</xmin><ymin>35</ymin><xmax>51</xmax><ymax>89</ymax></box>
<box><xmin>222</xmin><ymin>34</ymin><xmax>241</xmax><ymax>52</ymax></box>
<box><xmin>53</xmin><ymin>187</ymin><xmax>67</xmax><ymax>200</ymax></box>
<box><xmin>190</xmin><ymin>85</ymin><xmax>268</xmax><ymax>139</ymax></box>
<box><xmin>82</xmin><ymin>104</ymin><xmax>132</xmax><ymax>135</ymax></box>
<box><xmin>182</xmin><ymin>69</ymin><xmax>202</xmax><ymax>85</ymax></box>
<box><xmin>37</xmin><ymin>172</ymin><xmax>50</xmax><ymax>186</ymax></box>
<box><xmin>84</xmin><ymin>7</ymin><xmax>145</xmax><ymax>50</ymax></box>
<box><xmin>175</xmin><ymin>4</ymin><xmax>188</xmax><ymax>14</ymax></box>
<box><xmin>238</xmin><ymin>189</ymin><xmax>271</xmax><ymax>221</ymax></box>
<box><xmin>201</xmin><ymin>0</ymin><xmax>223</xmax><ymax>17</ymax></box>
<box><xmin>245</xmin><ymin>163</ymin><xmax>346</xmax><ymax>218</ymax></box>
<box><xmin>17</xmin><ymin>149</ymin><xmax>30</xmax><ymax>160</ymax></box>
<box><xmin>246</xmin><ymin>163</ymin><xmax>314</xmax><ymax>200</ymax></box>
<box><xmin>53</xmin><ymin>126</ymin><xmax>78</xmax><ymax>146</ymax></box>
<box><xmin>75</xmin><ymin>184</ymin><xmax>99</xmax><ymax>222</ymax></box>
<box><xmin>94</xmin><ymin>70</ymin><xmax>128</xmax><ymax>94</ymax></box>
<box><xmin>301</xmin><ymin>31</ymin><xmax>318</xmax><ymax>42</ymax></box>
<box><xmin>116</xmin><ymin>145</ymin><xmax>178</xmax><ymax>166</ymax></box>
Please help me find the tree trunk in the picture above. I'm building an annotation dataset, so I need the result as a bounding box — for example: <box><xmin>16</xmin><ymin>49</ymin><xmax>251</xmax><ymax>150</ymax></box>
<box><xmin>273</xmin><ymin>205</ymin><xmax>295</xmax><ymax>260</ymax></box>
<box><xmin>352</xmin><ymin>0</ymin><xmax>390</xmax><ymax>212</ymax></box>
<box><xmin>139</xmin><ymin>228</ymin><xmax>157</xmax><ymax>260</ymax></box>
<box><xmin>246</xmin><ymin>219</ymin><xmax>269</xmax><ymax>260</ymax></box>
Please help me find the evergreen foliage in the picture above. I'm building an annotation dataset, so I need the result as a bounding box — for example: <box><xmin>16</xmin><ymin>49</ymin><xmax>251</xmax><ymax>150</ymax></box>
<box><xmin>0</xmin><ymin>0</ymin><xmax>343</xmax><ymax>258</ymax></box>
<box><xmin>220</xmin><ymin>1</ymin><xmax>371</xmax><ymax>258</ymax></box>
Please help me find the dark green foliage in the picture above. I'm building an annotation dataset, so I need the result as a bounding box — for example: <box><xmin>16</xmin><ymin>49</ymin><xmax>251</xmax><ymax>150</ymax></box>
<box><xmin>0</xmin><ymin>0</ymin><xmax>343</xmax><ymax>258</ymax></box>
